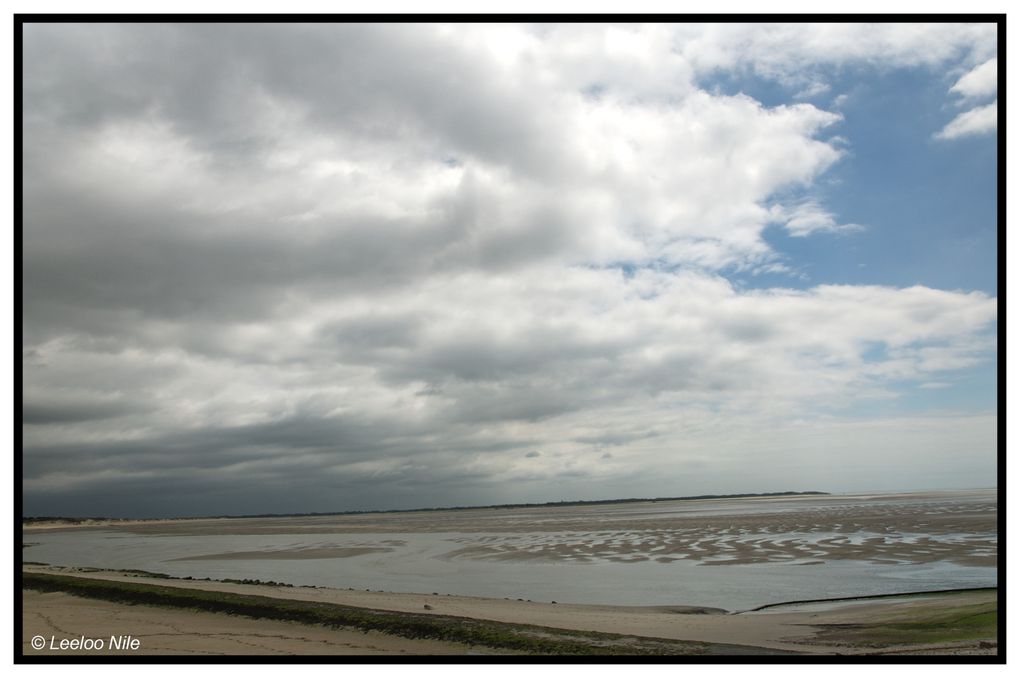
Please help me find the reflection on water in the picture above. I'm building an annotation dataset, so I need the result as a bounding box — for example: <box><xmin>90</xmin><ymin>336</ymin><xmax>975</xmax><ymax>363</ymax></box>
<box><xmin>22</xmin><ymin>491</ymin><xmax>998</xmax><ymax>610</ymax></box>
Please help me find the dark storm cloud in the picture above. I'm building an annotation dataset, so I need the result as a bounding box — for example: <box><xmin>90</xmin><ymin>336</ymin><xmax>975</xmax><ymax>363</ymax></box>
<box><xmin>24</xmin><ymin>399</ymin><xmax>547</xmax><ymax>513</ymax></box>
<box><xmin>22</xmin><ymin>399</ymin><xmax>148</xmax><ymax>425</ymax></box>
<box><xmin>25</xmin><ymin>414</ymin><xmax>396</xmax><ymax>477</ymax></box>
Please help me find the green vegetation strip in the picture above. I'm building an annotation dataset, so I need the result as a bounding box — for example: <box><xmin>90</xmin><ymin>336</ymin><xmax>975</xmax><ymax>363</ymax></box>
<box><xmin>22</xmin><ymin>572</ymin><xmax>767</xmax><ymax>656</ymax></box>
<box><xmin>812</xmin><ymin>601</ymin><xmax>997</xmax><ymax>648</ymax></box>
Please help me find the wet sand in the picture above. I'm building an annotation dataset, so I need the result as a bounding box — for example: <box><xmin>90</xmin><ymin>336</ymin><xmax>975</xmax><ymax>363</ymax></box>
<box><xmin>26</xmin><ymin>490</ymin><xmax>996</xmax><ymax>568</ymax></box>
<box><xmin>171</xmin><ymin>546</ymin><xmax>393</xmax><ymax>561</ymax></box>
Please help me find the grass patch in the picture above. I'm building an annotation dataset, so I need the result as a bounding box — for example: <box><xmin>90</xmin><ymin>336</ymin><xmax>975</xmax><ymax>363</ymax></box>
<box><xmin>813</xmin><ymin>601</ymin><xmax>997</xmax><ymax>648</ymax></box>
<box><xmin>28</xmin><ymin>565</ymin><xmax>296</xmax><ymax>587</ymax></box>
<box><xmin>23</xmin><ymin>572</ymin><xmax>782</xmax><ymax>655</ymax></box>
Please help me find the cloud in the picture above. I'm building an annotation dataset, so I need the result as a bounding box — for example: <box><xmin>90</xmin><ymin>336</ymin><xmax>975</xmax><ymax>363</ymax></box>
<box><xmin>771</xmin><ymin>200</ymin><xmax>865</xmax><ymax>237</ymax></box>
<box><xmin>22</xmin><ymin>266</ymin><xmax>996</xmax><ymax>512</ymax></box>
<box><xmin>794</xmin><ymin>81</ymin><xmax>831</xmax><ymax>100</ymax></box>
<box><xmin>936</xmin><ymin>57</ymin><xmax>997</xmax><ymax>141</ymax></box>
<box><xmin>22</xmin><ymin>23</ymin><xmax>995</xmax><ymax>299</ymax></box>
<box><xmin>677</xmin><ymin>22</ymin><xmax>996</xmax><ymax>89</ymax></box>
<box><xmin>21</xmin><ymin>23</ymin><xmax>998</xmax><ymax>516</ymax></box>
<box><xmin>949</xmin><ymin>57</ymin><xmax>997</xmax><ymax>100</ymax></box>
<box><xmin>22</xmin><ymin>398</ymin><xmax>149</xmax><ymax>425</ymax></box>
<box><xmin>679</xmin><ymin>24</ymin><xmax>997</xmax><ymax>145</ymax></box>
<box><xmin>935</xmin><ymin>101</ymin><xmax>997</xmax><ymax>140</ymax></box>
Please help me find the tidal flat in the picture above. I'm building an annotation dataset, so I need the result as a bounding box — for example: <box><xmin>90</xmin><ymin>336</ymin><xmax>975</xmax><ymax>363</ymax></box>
<box><xmin>23</xmin><ymin>490</ymin><xmax>997</xmax><ymax>609</ymax></box>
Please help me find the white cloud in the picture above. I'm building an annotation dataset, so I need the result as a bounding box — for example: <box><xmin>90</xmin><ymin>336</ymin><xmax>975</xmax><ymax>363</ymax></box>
<box><xmin>27</xmin><ymin>55</ymin><xmax>845</xmax><ymax>278</ymax></box>
<box><xmin>675</xmin><ymin>23</ymin><xmax>996</xmax><ymax>87</ymax></box>
<box><xmin>771</xmin><ymin>200</ymin><xmax>864</xmax><ymax>237</ymax></box>
<box><xmin>794</xmin><ymin>81</ymin><xmax>831</xmax><ymax>99</ymax></box>
<box><xmin>935</xmin><ymin>101</ymin><xmax>998</xmax><ymax>140</ymax></box>
<box><xmin>949</xmin><ymin>57</ymin><xmax>997</xmax><ymax>100</ymax></box>
<box><xmin>936</xmin><ymin>57</ymin><xmax>998</xmax><ymax>142</ymax></box>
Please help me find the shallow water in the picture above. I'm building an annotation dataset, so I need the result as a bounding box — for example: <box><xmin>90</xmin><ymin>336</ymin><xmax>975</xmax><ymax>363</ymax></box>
<box><xmin>22</xmin><ymin>490</ymin><xmax>998</xmax><ymax>610</ymax></box>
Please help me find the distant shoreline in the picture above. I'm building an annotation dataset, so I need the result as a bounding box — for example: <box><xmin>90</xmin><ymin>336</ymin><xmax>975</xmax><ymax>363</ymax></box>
<box><xmin>23</xmin><ymin>490</ymin><xmax>830</xmax><ymax>526</ymax></box>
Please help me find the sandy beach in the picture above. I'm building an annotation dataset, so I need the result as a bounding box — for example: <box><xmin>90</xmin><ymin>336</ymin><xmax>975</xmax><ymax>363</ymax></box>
<box><xmin>22</xmin><ymin>589</ymin><xmax>479</xmax><ymax>656</ymax></box>
<box><xmin>20</xmin><ymin>564</ymin><xmax>997</xmax><ymax>656</ymax></box>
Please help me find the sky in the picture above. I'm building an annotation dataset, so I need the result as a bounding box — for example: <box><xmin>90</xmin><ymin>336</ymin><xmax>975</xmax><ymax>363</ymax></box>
<box><xmin>20</xmin><ymin>22</ymin><xmax>999</xmax><ymax>518</ymax></box>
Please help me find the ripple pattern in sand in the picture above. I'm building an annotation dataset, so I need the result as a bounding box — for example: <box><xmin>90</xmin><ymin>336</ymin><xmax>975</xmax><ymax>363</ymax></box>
<box><xmin>441</xmin><ymin>526</ymin><xmax>996</xmax><ymax>567</ymax></box>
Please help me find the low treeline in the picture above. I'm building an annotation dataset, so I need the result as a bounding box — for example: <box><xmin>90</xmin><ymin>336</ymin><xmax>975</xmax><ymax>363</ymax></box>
<box><xmin>22</xmin><ymin>516</ymin><xmax>124</xmax><ymax>524</ymax></box>
<box><xmin>234</xmin><ymin>491</ymin><xmax>830</xmax><ymax>518</ymax></box>
<box><xmin>23</xmin><ymin>490</ymin><xmax>829</xmax><ymax>523</ymax></box>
